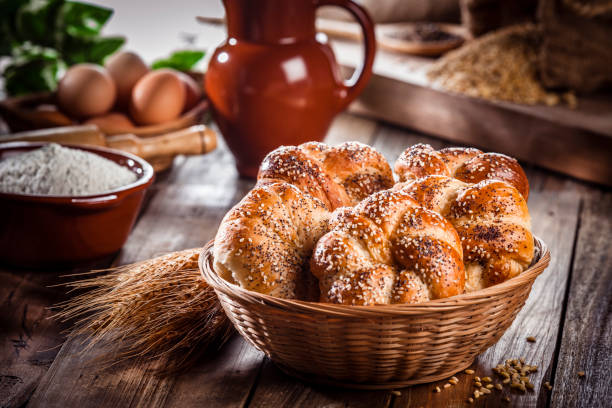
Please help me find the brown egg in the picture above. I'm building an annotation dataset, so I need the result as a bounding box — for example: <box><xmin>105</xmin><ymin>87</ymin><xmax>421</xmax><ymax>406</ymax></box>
<box><xmin>57</xmin><ymin>64</ymin><xmax>116</xmax><ymax>118</ymax></box>
<box><xmin>105</xmin><ymin>51</ymin><xmax>149</xmax><ymax>109</ymax></box>
<box><xmin>85</xmin><ymin>112</ymin><xmax>134</xmax><ymax>134</ymax></box>
<box><xmin>129</xmin><ymin>69</ymin><xmax>186</xmax><ymax>125</ymax></box>
<box><xmin>176</xmin><ymin>72</ymin><xmax>203</xmax><ymax>112</ymax></box>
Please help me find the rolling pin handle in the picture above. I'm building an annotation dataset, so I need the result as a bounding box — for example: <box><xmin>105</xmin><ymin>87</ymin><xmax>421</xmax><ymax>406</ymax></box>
<box><xmin>200</xmin><ymin>126</ymin><xmax>217</xmax><ymax>153</ymax></box>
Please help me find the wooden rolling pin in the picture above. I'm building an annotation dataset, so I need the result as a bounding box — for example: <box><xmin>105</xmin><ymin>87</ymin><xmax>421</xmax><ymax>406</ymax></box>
<box><xmin>0</xmin><ymin>124</ymin><xmax>217</xmax><ymax>160</ymax></box>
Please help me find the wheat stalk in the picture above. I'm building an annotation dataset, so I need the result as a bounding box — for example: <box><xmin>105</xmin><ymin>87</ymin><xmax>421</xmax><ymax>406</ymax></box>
<box><xmin>54</xmin><ymin>248</ymin><xmax>233</xmax><ymax>375</ymax></box>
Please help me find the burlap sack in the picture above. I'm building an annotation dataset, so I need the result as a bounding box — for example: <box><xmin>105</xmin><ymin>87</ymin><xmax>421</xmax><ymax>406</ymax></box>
<box><xmin>538</xmin><ymin>0</ymin><xmax>612</xmax><ymax>92</ymax></box>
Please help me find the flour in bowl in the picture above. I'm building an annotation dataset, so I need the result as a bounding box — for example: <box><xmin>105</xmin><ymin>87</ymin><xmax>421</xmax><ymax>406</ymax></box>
<box><xmin>0</xmin><ymin>144</ymin><xmax>138</xmax><ymax>196</ymax></box>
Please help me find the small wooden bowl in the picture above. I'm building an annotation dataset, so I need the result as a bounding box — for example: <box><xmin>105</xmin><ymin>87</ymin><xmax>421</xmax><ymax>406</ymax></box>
<box><xmin>316</xmin><ymin>19</ymin><xmax>468</xmax><ymax>57</ymax></box>
<box><xmin>377</xmin><ymin>23</ymin><xmax>468</xmax><ymax>57</ymax></box>
<box><xmin>0</xmin><ymin>92</ymin><xmax>209</xmax><ymax>137</ymax></box>
<box><xmin>200</xmin><ymin>238</ymin><xmax>550</xmax><ymax>389</ymax></box>
<box><xmin>0</xmin><ymin>142</ymin><xmax>154</xmax><ymax>268</ymax></box>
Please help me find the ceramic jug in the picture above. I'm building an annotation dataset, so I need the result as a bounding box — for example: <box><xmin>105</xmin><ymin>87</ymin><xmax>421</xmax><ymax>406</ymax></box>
<box><xmin>205</xmin><ymin>0</ymin><xmax>375</xmax><ymax>178</ymax></box>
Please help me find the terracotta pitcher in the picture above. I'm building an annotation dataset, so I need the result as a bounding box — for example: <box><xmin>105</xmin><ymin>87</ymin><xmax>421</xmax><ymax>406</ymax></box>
<box><xmin>205</xmin><ymin>0</ymin><xmax>376</xmax><ymax>178</ymax></box>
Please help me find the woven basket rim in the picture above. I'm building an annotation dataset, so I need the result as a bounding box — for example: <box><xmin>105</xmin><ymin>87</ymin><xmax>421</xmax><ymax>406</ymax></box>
<box><xmin>199</xmin><ymin>237</ymin><xmax>550</xmax><ymax>317</ymax></box>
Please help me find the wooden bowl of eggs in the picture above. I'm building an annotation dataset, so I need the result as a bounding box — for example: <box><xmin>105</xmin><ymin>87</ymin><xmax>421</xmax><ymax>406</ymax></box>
<box><xmin>0</xmin><ymin>51</ymin><xmax>209</xmax><ymax>137</ymax></box>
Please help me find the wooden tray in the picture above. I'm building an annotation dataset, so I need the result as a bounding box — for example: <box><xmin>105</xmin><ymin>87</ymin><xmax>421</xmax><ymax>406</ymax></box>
<box><xmin>331</xmin><ymin>39</ymin><xmax>612</xmax><ymax>187</ymax></box>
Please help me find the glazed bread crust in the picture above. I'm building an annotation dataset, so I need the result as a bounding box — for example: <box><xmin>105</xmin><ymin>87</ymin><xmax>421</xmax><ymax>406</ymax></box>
<box><xmin>215</xmin><ymin>141</ymin><xmax>533</xmax><ymax>302</ymax></box>
<box><xmin>214</xmin><ymin>182</ymin><xmax>329</xmax><ymax>299</ymax></box>
<box><xmin>394</xmin><ymin>143</ymin><xmax>529</xmax><ymax>200</ymax></box>
<box><xmin>214</xmin><ymin>141</ymin><xmax>393</xmax><ymax>299</ymax></box>
<box><xmin>258</xmin><ymin>141</ymin><xmax>394</xmax><ymax>210</ymax></box>
<box><xmin>310</xmin><ymin>188</ymin><xmax>465</xmax><ymax>305</ymax></box>
<box><xmin>400</xmin><ymin>175</ymin><xmax>534</xmax><ymax>292</ymax></box>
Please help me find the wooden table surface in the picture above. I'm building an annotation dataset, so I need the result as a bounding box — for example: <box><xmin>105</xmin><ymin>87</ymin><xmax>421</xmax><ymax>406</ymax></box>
<box><xmin>1</xmin><ymin>113</ymin><xmax>610</xmax><ymax>408</ymax></box>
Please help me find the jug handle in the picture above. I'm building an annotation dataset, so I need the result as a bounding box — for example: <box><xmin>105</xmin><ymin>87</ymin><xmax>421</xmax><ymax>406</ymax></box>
<box><xmin>315</xmin><ymin>0</ymin><xmax>376</xmax><ymax>111</ymax></box>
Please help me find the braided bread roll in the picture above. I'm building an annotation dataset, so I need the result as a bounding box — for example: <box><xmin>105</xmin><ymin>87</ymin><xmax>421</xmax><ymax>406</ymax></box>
<box><xmin>310</xmin><ymin>189</ymin><xmax>465</xmax><ymax>305</ymax></box>
<box><xmin>258</xmin><ymin>141</ymin><xmax>394</xmax><ymax>210</ymax></box>
<box><xmin>214</xmin><ymin>182</ymin><xmax>329</xmax><ymax>299</ymax></box>
<box><xmin>395</xmin><ymin>143</ymin><xmax>529</xmax><ymax>200</ymax></box>
<box><xmin>400</xmin><ymin>175</ymin><xmax>534</xmax><ymax>292</ymax></box>
<box><xmin>214</xmin><ymin>142</ymin><xmax>393</xmax><ymax>299</ymax></box>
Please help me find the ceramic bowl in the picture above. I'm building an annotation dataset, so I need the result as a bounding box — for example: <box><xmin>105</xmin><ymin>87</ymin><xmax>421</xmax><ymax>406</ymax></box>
<box><xmin>0</xmin><ymin>142</ymin><xmax>154</xmax><ymax>268</ymax></box>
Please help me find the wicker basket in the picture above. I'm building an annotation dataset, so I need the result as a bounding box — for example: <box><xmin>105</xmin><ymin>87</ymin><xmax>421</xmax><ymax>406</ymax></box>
<box><xmin>200</xmin><ymin>237</ymin><xmax>550</xmax><ymax>389</ymax></box>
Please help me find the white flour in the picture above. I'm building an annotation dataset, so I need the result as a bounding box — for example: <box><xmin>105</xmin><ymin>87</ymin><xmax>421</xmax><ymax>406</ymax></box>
<box><xmin>0</xmin><ymin>144</ymin><xmax>138</xmax><ymax>196</ymax></box>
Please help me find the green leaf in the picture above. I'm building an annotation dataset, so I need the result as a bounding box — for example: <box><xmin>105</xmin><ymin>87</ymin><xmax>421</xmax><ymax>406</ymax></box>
<box><xmin>152</xmin><ymin>50</ymin><xmax>205</xmax><ymax>71</ymax></box>
<box><xmin>0</xmin><ymin>0</ymin><xmax>30</xmax><ymax>15</ymax></box>
<box><xmin>0</xmin><ymin>21</ymin><xmax>16</xmax><ymax>55</ymax></box>
<box><xmin>0</xmin><ymin>0</ymin><xmax>31</xmax><ymax>54</ymax></box>
<box><xmin>15</xmin><ymin>0</ymin><xmax>65</xmax><ymax>47</ymax></box>
<box><xmin>10</xmin><ymin>41</ymin><xmax>60</xmax><ymax>64</ymax></box>
<box><xmin>1</xmin><ymin>0</ymin><xmax>123</xmax><ymax>95</ymax></box>
<box><xmin>59</xmin><ymin>1</ymin><xmax>113</xmax><ymax>37</ymax></box>
<box><xmin>3</xmin><ymin>43</ymin><xmax>66</xmax><ymax>95</ymax></box>
<box><xmin>88</xmin><ymin>36</ymin><xmax>124</xmax><ymax>63</ymax></box>
<box><xmin>62</xmin><ymin>34</ymin><xmax>124</xmax><ymax>65</ymax></box>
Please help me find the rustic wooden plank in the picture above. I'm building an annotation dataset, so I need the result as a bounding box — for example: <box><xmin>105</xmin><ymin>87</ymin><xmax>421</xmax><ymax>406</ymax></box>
<box><xmin>248</xmin><ymin>359</ymin><xmax>392</xmax><ymax>408</ymax></box>
<box><xmin>325</xmin><ymin>113</ymin><xmax>378</xmax><ymax>146</ymax></box>
<box><xmin>389</xmin><ymin>171</ymin><xmax>583</xmax><ymax>407</ymax></box>
<box><xmin>0</xmin><ymin>271</ymin><xmax>67</xmax><ymax>408</ymax></box>
<box><xmin>25</xmin><ymin>339</ymin><xmax>176</xmax><ymax>408</ymax></box>
<box><xmin>164</xmin><ymin>336</ymin><xmax>262</xmax><ymax>407</ymax></box>
<box><xmin>370</xmin><ymin>123</ymin><xmax>450</xmax><ymax>163</ymax></box>
<box><xmin>0</xmin><ymin>255</ymin><xmax>118</xmax><ymax>408</ymax></box>
<box><xmin>550</xmin><ymin>190</ymin><xmax>612</xmax><ymax>408</ymax></box>
<box><xmin>26</xmin><ymin>137</ymin><xmax>260</xmax><ymax>408</ymax></box>
<box><xmin>27</xmin><ymin>333</ymin><xmax>263</xmax><ymax>408</ymax></box>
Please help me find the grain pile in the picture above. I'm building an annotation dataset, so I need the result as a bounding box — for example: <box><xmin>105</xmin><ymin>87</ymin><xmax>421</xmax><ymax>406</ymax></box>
<box><xmin>431</xmin><ymin>356</ymin><xmax>548</xmax><ymax>404</ymax></box>
<box><xmin>428</xmin><ymin>24</ymin><xmax>577</xmax><ymax>107</ymax></box>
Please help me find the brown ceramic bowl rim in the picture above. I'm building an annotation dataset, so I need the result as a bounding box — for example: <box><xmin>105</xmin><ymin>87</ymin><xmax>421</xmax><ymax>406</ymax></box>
<box><xmin>0</xmin><ymin>141</ymin><xmax>154</xmax><ymax>206</ymax></box>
